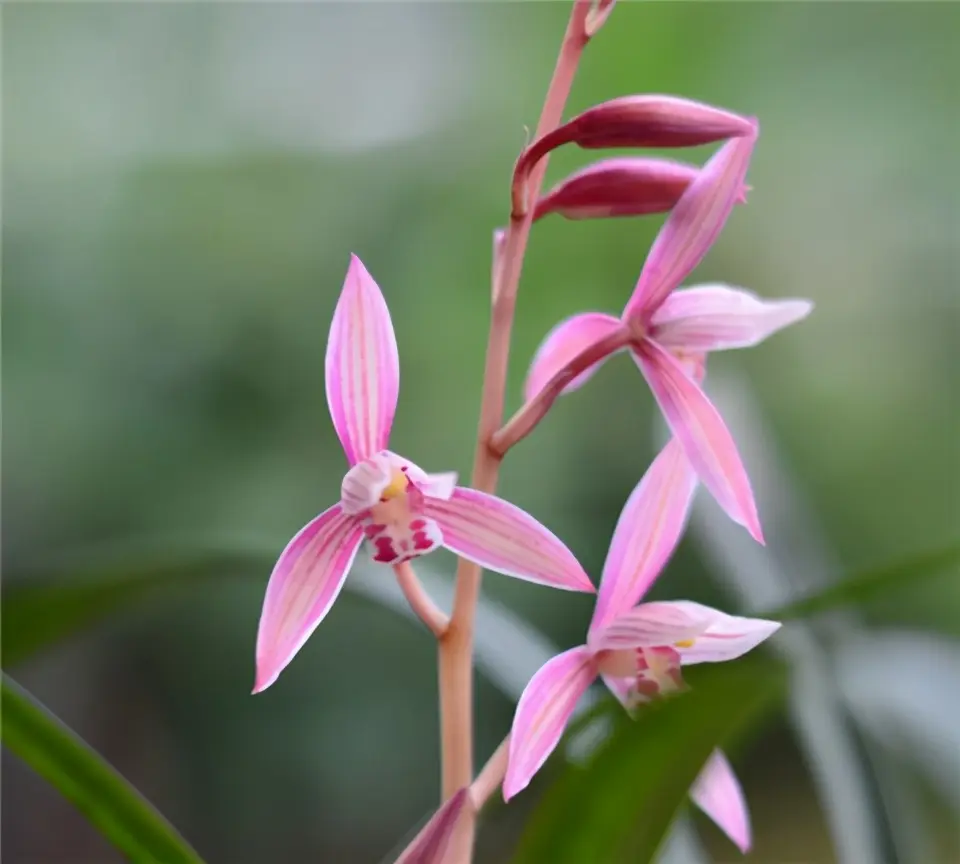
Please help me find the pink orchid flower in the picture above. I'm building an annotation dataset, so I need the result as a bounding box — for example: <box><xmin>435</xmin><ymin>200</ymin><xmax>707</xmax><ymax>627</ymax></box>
<box><xmin>524</xmin><ymin>130</ymin><xmax>813</xmax><ymax>542</ymax></box>
<box><xmin>504</xmin><ymin>441</ymin><xmax>780</xmax><ymax>851</ymax></box>
<box><xmin>254</xmin><ymin>256</ymin><xmax>594</xmax><ymax>693</ymax></box>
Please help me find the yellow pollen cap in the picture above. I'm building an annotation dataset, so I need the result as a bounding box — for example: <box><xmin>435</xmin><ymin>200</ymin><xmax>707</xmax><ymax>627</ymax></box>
<box><xmin>381</xmin><ymin>469</ymin><xmax>408</xmax><ymax>500</ymax></box>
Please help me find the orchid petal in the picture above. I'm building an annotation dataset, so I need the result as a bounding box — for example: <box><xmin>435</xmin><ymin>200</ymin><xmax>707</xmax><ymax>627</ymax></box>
<box><xmin>325</xmin><ymin>255</ymin><xmax>400</xmax><ymax>466</ymax></box>
<box><xmin>667</xmin><ymin>601</ymin><xmax>781</xmax><ymax>663</ymax></box>
<box><xmin>691</xmin><ymin>750</ymin><xmax>752</xmax><ymax>853</ymax></box>
<box><xmin>504</xmin><ymin>646</ymin><xmax>596</xmax><ymax>800</ymax></box>
<box><xmin>524</xmin><ymin>313</ymin><xmax>625</xmax><ymax>402</ymax></box>
<box><xmin>634</xmin><ymin>338</ymin><xmax>763</xmax><ymax>543</ymax></box>
<box><xmin>589</xmin><ymin>601</ymin><xmax>712</xmax><ymax>652</ymax></box>
<box><xmin>419</xmin><ymin>472</ymin><xmax>458</xmax><ymax>500</ymax></box>
<box><xmin>652</xmin><ymin>284</ymin><xmax>814</xmax><ymax>353</ymax></box>
<box><xmin>424</xmin><ymin>488</ymin><xmax>595</xmax><ymax>592</ymax></box>
<box><xmin>254</xmin><ymin>504</ymin><xmax>364</xmax><ymax>692</ymax></box>
<box><xmin>589</xmin><ymin>439</ymin><xmax>698</xmax><ymax>636</ymax></box>
<box><xmin>624</xmin><ymin>130</ymin><xmax>758</xmax><ymax>321</ymax></box>
<box><xmin>393</xmin><ymin>788</ymin><xmax>470</xmax><ymax>864</ymax></box>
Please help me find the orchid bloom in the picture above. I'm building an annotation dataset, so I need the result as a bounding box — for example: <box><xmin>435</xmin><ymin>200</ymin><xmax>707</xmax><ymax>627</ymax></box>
<box><xmin>504</xmin><ymin>441</ymin><xmax>780</xmax><ymax>851</ymax></box>
<box><xmin>524</xmin><ymin>129</ymin><xmax>812</xmax><ymax>544</ymax></box>
<box><xmin>254</xmin><ymin>256</ymin><xmax>594</xmax><ymax>693</ymax></box>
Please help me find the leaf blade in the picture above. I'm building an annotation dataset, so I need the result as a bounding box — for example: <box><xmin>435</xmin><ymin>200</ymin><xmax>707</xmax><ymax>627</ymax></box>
<box><xmin>768</xmin><ymin>541</ymin><xmax>960</xmax><ymax>621</ymax></box>
<box><xmin>513</xmin><ymin>660</ymin><xmax>785</xmax><ymax>864</ymax></box>
<box><xmin>1</xmin><ymin>673</ymin><xmax>205</xmax><ymax>863</ymax></box>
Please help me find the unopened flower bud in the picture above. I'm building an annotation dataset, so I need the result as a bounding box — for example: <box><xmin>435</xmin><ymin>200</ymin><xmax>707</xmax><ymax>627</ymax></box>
<box><xmin>513</xmin><ymin>96</ymin><xmax>755</xmax><ymax>216</ymax></box>
<box><xmin>534</xmin><ymin>157</ymin><xmax>749</xmax><ymax>222</ymax></box>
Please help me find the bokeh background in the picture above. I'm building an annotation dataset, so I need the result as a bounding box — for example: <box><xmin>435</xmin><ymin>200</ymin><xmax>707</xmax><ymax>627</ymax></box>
<box><xmin>3</xmin><ymin>2</ymin><xmax>958</xmax><ymax>862</ymax></box>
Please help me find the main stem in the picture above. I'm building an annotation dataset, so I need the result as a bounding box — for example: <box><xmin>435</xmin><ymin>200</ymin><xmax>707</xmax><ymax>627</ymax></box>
<box><xmin>437</xmin><ymin>0</ymin><xmax>592</xmax><ymax>821</ymax></box>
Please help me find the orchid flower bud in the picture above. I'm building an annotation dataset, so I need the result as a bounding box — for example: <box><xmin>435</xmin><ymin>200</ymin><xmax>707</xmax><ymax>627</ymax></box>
<box><xmin>513</xmin><ymin>96</ymin><xmax>754</xmax><ymax>216</ymax></box>
<box><xmin>534</xmin><ymin>157</ymin><xmax>749</xmax><ymax>222</ymax></box>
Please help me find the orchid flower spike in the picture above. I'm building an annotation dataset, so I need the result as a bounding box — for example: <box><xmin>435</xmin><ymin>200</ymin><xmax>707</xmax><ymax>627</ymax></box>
<box><xmin>523</xmin><ymin>129</ymin><xmax>814</xmax><ymax>543</ymax></box>
<box><xmin>504</xmin><ymin>440</ymin><xmax>780</xmax><ymax>853</ymax></box>
<box><xmin>254</xmin><ymin>256</ymin><xmax>594</xmax><ymax>693</ymax></box>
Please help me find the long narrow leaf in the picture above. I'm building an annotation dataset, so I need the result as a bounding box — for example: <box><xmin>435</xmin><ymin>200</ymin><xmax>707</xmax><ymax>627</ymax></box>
<box><xmin>513</xmin><ymin>660</ymin><xmax>785</xmax><ymax>864</ymax></box>
<box><xmin>768</xmin><ymin>541</ymin><xmax>960</xmax><ymax>621</ymax></box>
<box><xmin>2</xmin><ymin>548</ymin><xmax>270</xmax><ymax>666</ymax></box>
<box><xmin>1</xmin><ymin>674</ymin><xmax>205</xmax><ymax>863</ymax></box>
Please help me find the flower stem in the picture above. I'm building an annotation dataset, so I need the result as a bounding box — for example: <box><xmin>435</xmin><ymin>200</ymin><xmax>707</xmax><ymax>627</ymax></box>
<box><xmin>437</xmin><ymin>0</ymin><xmax>593</xmax><ymax>854</ymax></box>
<box><xmin>490</xmin><ymin>326</ymin><xmax>631</xmax><ymax>455</ymax></box>
<box><xmin>469</xmin><ymin>735</ymin><xmax>511</xmax><ymax>811</ymax></box>
<box><xmin>394</xmin><ymin>562</ymin><xmax>449</xmax><ymax>637</ymax></box>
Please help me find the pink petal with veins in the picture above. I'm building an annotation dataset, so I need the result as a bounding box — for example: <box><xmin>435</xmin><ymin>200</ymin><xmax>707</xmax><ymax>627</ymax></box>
<box><xmin>652</xmin><ymin>284</ymin><xmax>813</xmax><ymax>353</ymax></box>
<box><xmin>524</xmin><ymin>313</ymin><xmax>624</xmax><ymax>402</ymax></box>
<box><xmin>634</xmin><ymin>339</ymin><xmax>763</xmax><ymax>543</ymax></box>
<box><xmin>589</xmin><ymin>439</ymin><xmax>698</xmax><ymax>636</ymax></box>
<box><xmin>668</xmin><ymin>601</ymin><xmax>781</xmax><ymax>663</ymax></box>
<box><xmin>504</xmin><ymin>646</ymin><xmax>596</xmax><ymax>800</ymax></box>
<box><xmin>424</xmin><ymin>488</ymin><xmax>595</xmax><ymax>592</ymax></box>
<box><xmin>589</xmin><ymin>601</ymin><xmax>712</xmax><ymax>652</ymax></box>
<box><xmin>325</xmin><ymin>255</ymin><xmax>400</xmax><ymax>466</ymax></box>
<box><xmin>691</xmin><ymin>750</ymin><xmax>752</xmax><ymax>853</ymax></box>
<box><xmin>393</xmin><ymin>788</ymin><xmax>470</xmax><ymax>864</ymax></box>
<box><xmin>254</xmin><ymin>503</ymin><xmax>364</xmax><ymax>692</ymax></box>
<box><xmin>624</xmin><ymin>130</ymin><xmax>758</xmax><ymax>322</ymax></box>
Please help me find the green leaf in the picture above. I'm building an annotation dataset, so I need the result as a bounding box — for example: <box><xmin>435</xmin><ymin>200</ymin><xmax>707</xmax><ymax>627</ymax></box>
<box><xmin>1</xmin><ymin>673</ymin><xmax>205</xmax><ymax>863</ymax></box>
<box><xmin>2</xmin><ymin>547</ymin><xmax>271</xmax><ymax>666</ymax></box>
<box><xmin>767</xmin><ymin>541</ymin><xmax>960</xmax><ymax>621</ymax></box>
<box><xmin>514</xmin><ymin>660</ymin><xmax>786</xmax><ymax>864</ymax></box>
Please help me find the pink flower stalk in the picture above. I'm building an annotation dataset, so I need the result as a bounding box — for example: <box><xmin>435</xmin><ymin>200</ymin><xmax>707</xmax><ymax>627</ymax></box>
<box><xmin>503</xmin><ymin>441</ymin><xmax>780</xmax><ymax>851</ymax></box>
<box><xmin>254</xmin><ymin>256</ymin><xmax>594</xmax><ymax>693</ymax></box>
<box><xmin>521</xmin><ymin>129</ymin><xmax>814</xmax><ymax>543</ymax></box>
<box><xmin>533</xmin><ymin>157</ymin><xmax>749</xmax><ymax>222</ymax></box>
<box><xmin>393</xmin><ymin>788</ymin><xmax>469</xmax><ymax>864</ymax></box>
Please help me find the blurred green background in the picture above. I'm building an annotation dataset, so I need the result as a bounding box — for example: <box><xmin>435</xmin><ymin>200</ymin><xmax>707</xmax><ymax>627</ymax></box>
<box><xmin>3</xmin><ymin>2</ymin><xmax>958</xmax><ymax>862</ymax></box>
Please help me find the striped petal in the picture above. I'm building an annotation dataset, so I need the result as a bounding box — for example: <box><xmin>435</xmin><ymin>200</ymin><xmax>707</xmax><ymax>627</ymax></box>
<box><xmin>424</xmin><ymin>488</ymin><xmax>595</xmax><ymax>592</ymax></box>
<box><xmin>634</xmin><ymin>338</ymin><xmax>763</xmax><ymax>543</ymax></box>
<box><xmin>691</xmin><ymin>750</ymin><xmax>752</xmax><ymax>853</ymax></box>
<box><xmin>589</xmin><ymin>439</ymin><xmax>698</xmax><ymax>636</ymax></box>
<box><xmin>393</xmin><ymin>788</ymin><xmax>470</xmax><ymax>864</ymax></box>
<box><xmin>504</xmin><ymin>646</ymin><xmax>596</xmax><ymax>800</ymax></box>
<box><xmin>589</xmin><ymin>601</ymin><xmax>712</xmax><ymax>652</ymax></box>
<box><xmin>325</xmin><ymin>255</ymin><xmax>400</xmax><ymax>466</ymax></box>
<box><xmin>254</xmin><ymin>503</ymin><xmax>364</xmax><ymax>693</ymax></box>
<box><xmin>651</xmin><ymin>284</ymin><xmax>813</xmax><ymax>353</ymax></box>
<box><xmin>667</xmin><ymin>601</ymin><xmax>781</xmax><ymax>664</ymax></box>
<box><xmin>524</xmin><ymin>312</ymin><xmax>625</xmax><ymax>402</ymax></box>
<box><xmin>624</xmin><ymin>130</ymin><xmax>758</xmax><ymax>322</ymax></box>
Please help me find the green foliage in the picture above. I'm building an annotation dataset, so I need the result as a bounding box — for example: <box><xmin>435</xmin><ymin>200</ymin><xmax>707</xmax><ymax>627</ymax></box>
<box><xmin>768</xmin><ymin>541</ymin><xmax>960</xmax><ymax>621</ymax></box>
<box><xmin>6</xmin><ymin>541</ymin><xmax>958</xmax><ymax>669</ymax></box>
<box><xmin>1</xmin><ymin>674</ymin><xmax>205</xmax><ymax>863</ymax></box>
<box><xmin>2</xmin><ymin>547</ymin><xmax>271</xmax><ymax>666</ymax></box>
<box><xmin>514</xmin><ymin>660</ymin><xmax>786</xmax><ymax>864</ymax></box>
